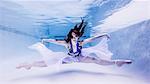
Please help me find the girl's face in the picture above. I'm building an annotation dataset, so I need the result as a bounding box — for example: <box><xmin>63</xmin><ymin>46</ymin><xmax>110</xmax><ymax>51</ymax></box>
<box><xmin>72</xmin><ymin>32</ymin><xmax>78</xmax><ymax>38</ymax></box>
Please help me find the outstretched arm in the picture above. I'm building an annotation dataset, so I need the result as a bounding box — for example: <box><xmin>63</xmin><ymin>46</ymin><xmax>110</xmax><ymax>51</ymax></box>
<box><xmin>42</xmin><ymin>39</ymin><xmax>66</xmax><ymax>46</ymax></box>
<box><xmin>82</xmin><ymin>34</ymin><xmax>110</xmax><ymax>45</ymax></box>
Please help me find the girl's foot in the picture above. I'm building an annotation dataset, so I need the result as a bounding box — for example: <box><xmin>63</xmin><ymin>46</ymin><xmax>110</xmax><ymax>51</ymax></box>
<box><xmin>16</xmin><ymin>63</ymin><xmax>32</xmax><ymax>70</ymax></box>
<box><xmin>115</xmin><ymin>60</ymin><xmax>132</xmax><ymax>67</ymax></box>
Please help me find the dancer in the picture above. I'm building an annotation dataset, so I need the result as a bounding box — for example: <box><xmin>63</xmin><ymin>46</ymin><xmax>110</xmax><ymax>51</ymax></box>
<box><xmin>16</xmin><ymin>19</ymin><xmax>132</xmax><ymax>70</ymax></box>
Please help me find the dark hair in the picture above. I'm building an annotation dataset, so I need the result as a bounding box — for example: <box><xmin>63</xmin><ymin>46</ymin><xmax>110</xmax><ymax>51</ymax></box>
<box><xmin>65</xmin><ymin>29</ymin><xmax>81</xmax><ymax>43</ymax></box>
<box><xmin>65</xmin><ymin>19</ymin><xmax>87</xmax><ymax>43</ymax></box>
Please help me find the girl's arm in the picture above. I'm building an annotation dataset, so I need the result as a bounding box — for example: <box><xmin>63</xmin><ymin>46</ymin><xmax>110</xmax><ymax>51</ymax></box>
<box><xmin>42</xmin><ymin>39</ymin><xmax>66</xmax><ymax>46</ymax></box>
<box><xmin>82</xmin><ymin>34</ymin><xmax>110</xmax><ymax>45</ymax></box>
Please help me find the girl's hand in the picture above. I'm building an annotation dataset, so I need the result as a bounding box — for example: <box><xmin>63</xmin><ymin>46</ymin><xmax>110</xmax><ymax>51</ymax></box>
<box><xmin>95</xmin><ymin>34</ymin><xmax>110</xmax><ymax>40</ymax></box>
<box><xmin>41</xmin><ymin>39</ymin><xmax>46</xmax><ymax>44</ymax></box>
<box><xmin>104</xmin><ymin>34</ymin><xmax>110</xmax><ymax>39</ymax></box>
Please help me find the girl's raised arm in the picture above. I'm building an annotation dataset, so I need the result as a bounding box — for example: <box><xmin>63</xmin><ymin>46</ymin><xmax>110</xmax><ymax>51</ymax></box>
<box><xmin>42</xmin><ymin>39</ymin><xmax>66</xmax><ymax>46</ymax></box>
<box><xmin>82</xmin><ymin>34</ymin><xmax>110</xmax><ymax>45</ymax></box>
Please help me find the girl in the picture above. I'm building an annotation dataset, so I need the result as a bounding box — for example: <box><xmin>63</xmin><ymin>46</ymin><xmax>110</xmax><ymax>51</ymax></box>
<box><xmin>16</xmin><ymin>20</ymin><xmax>132</xmax><ymax>70</ymax></box>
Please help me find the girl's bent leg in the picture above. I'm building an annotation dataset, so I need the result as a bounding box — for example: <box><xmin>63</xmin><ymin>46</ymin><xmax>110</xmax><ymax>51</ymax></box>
<box><xmin>16</xmin><ymin>61</ymin><xmax>48</xmax><ymax>70</ymax></box>
<box><xmin>78</xmin><ymin>56</ymin><xmax>132</xmax><ymax>67</ymax></box>
<box><xmin>32</xmin><ymin>61</ymin><xmax>48</xmax><ymax>67</ymax></box>
<box><xmin>79</xmin><ymin>56</ymin><xmax>115</xmax><ymax>65</ymax></box>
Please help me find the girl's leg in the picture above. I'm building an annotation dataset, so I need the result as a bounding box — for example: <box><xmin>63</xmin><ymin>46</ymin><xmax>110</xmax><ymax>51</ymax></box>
<box><xmin>16</xmin><ymin>61</ymin><xmax>47</xmax><ymax>70</ymax></box>
<box><xmin>78</xmin><ymin>56</ymin><xmax>132</xmax><ymax>67</ymax></box>
<box><xmin>62</xmin><ymin>56</ymin><xmax>79</xmax><ymax>64</ymax></box>
<box><xmin>31</xmin><ymin>61</ymin><xmax>48</xmax><ymax>67</ymax></box>
<box><xmin>114</xmin><ymin>60</ymin><xmax>132</xmax><ymax>67</ymax></box>
<box><xmin>79</xmin><ymin>56</ymin><xmax>115</xmax><ymax>65</ymax></box>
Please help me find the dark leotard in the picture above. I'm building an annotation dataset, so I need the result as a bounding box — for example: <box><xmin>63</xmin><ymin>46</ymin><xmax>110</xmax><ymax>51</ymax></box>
<box><xmin>68</xmin><ymin>41</ymin><xmax>82</xmax><ymax>57</ymax></box>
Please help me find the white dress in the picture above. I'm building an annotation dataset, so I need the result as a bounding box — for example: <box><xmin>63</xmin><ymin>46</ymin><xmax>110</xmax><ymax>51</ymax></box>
<box><xmin>28</xmin><ymin>36</ymin><xmax>113</xmax><ymax>66</ymax></box>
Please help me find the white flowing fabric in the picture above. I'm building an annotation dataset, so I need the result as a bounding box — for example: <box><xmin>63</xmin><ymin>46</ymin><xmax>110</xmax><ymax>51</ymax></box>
<box><xmin>82</xmin><ymin>37</ymin><xmax>113</xmax><ymax>61</ymax></box>
<box><xmin>28</xmin><ymin>43</ymin><xmax>67</xmax><ymax>65</ymax></box>
<box><xmin>28</xmin><ymin>36</ymin><xmax>113</xmax><ymax>66</ymax></box>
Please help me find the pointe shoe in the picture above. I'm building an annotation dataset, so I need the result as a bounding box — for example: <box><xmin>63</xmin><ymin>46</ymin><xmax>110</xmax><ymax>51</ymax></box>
<box><xmin>16</xmin><ymin>65</ymin><xmax>22</xmax><ymax>69</ymax></box>
<box><xmin>16</xmin><ymin>63</ymin><xmax>31</xmax><ymax>70</ymax></box>
<box><xmin>115</xmin><ymin>60</ymin><xmax>132</xmax><ymax>67</ymax></box>
<box><xmin>24</xmin><ymin>65</ymin><xmax>31</xmax><ymax>70</ymax></box>
<box><xmin>16</xmin><ymin>63</ymin><xmax>26</xmax><ymax>69</ymax></box>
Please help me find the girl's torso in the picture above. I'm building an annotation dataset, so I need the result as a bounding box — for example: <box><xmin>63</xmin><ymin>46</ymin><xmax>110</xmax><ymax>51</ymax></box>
<box><xmin>67</xmin><ymin>39</ymin><xmax>82</xmax><ymax>57</ymax></box>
